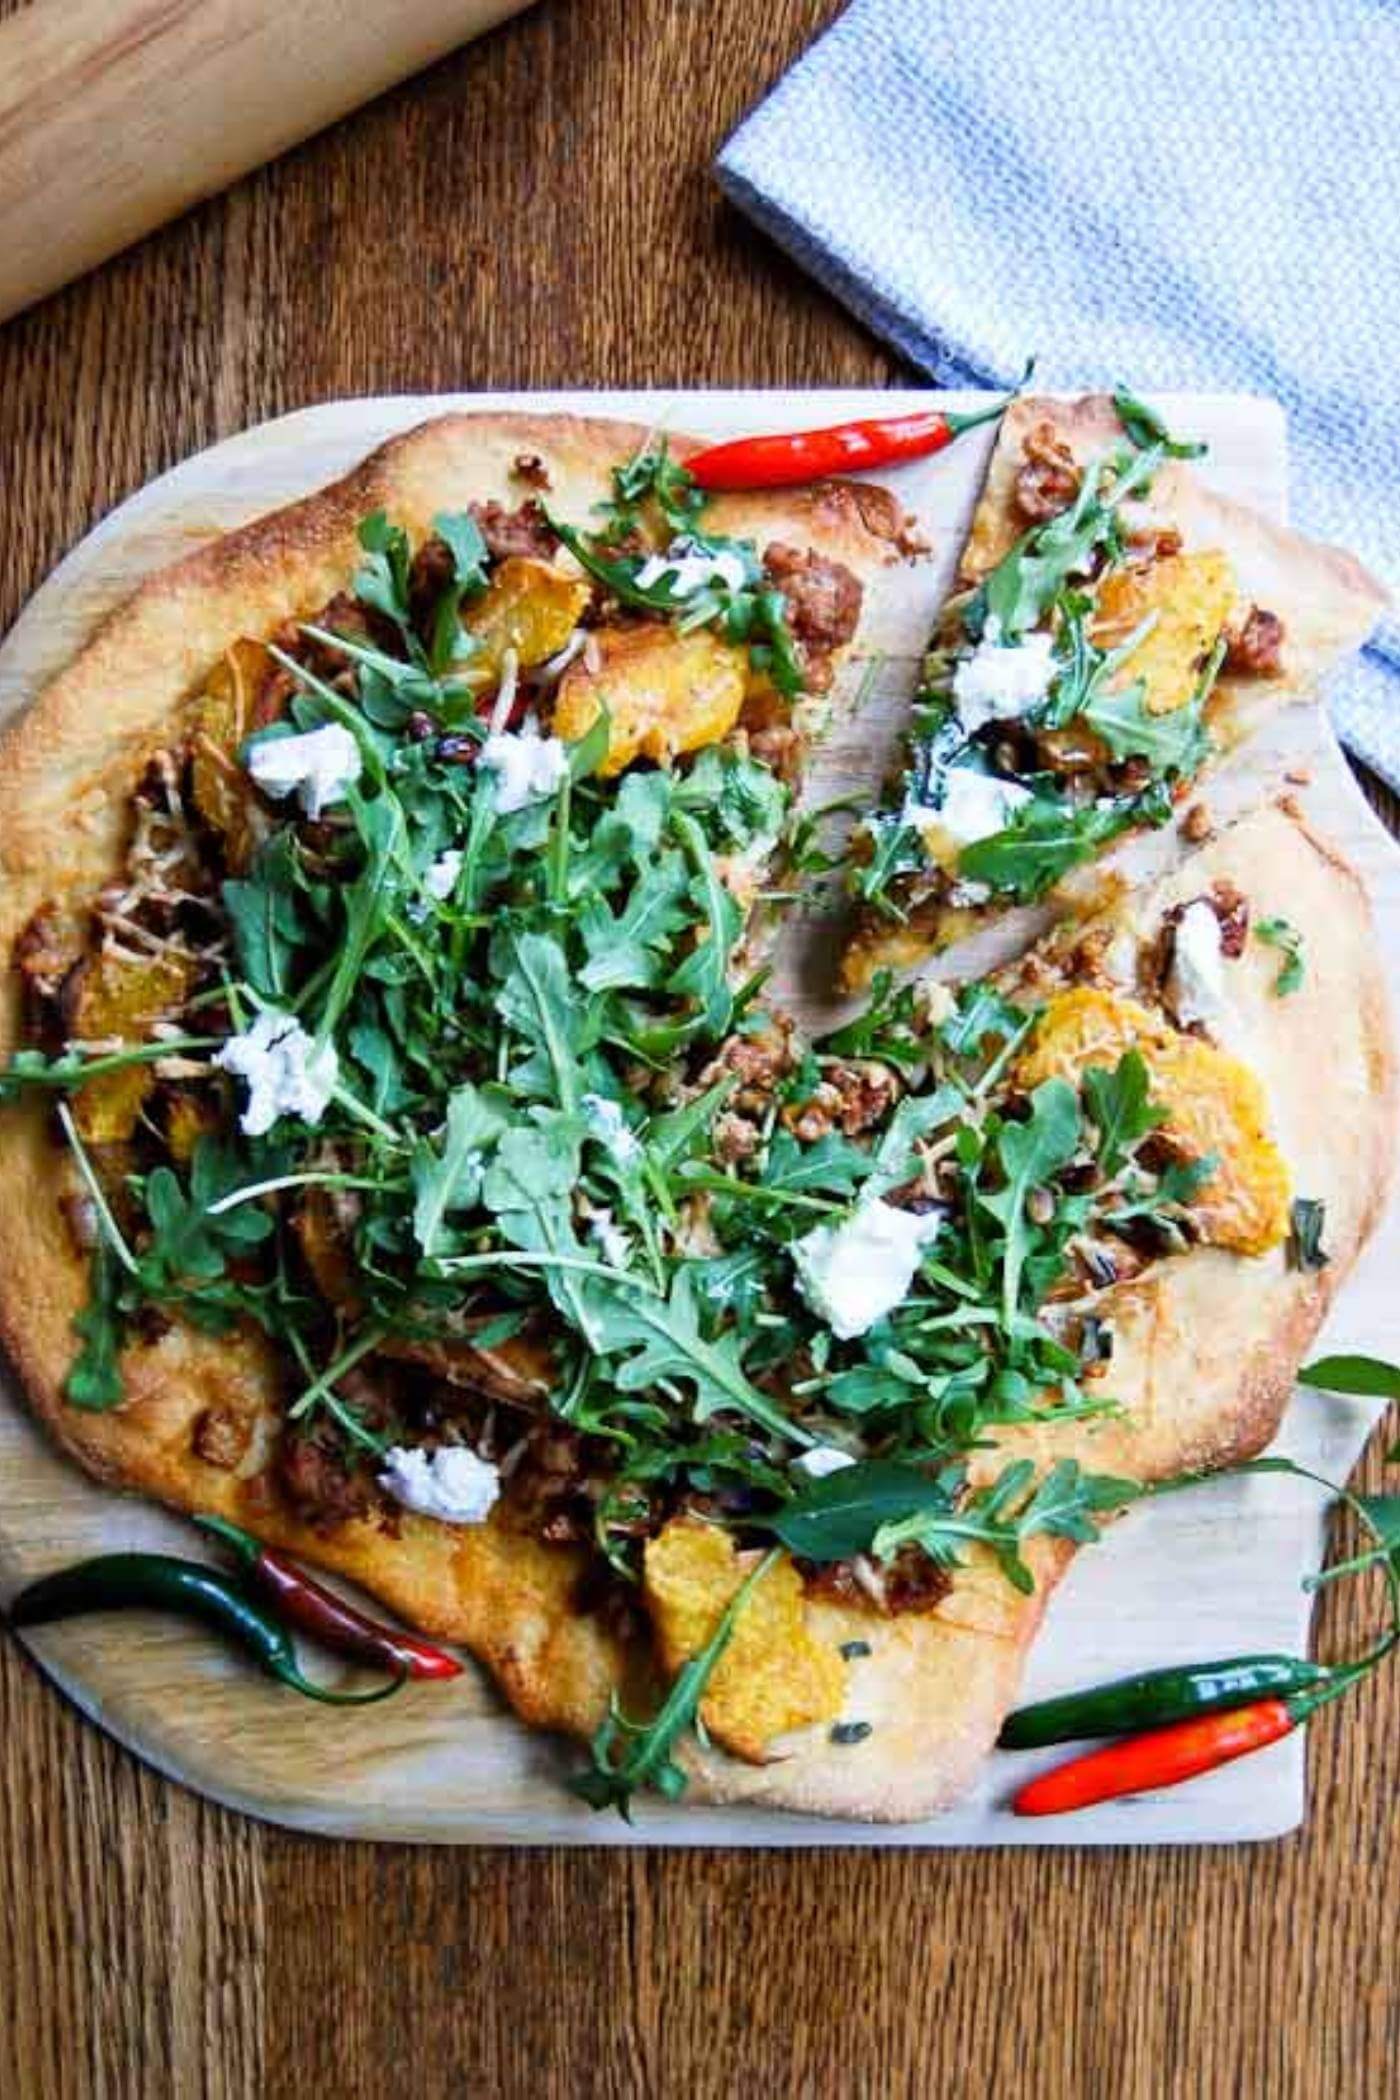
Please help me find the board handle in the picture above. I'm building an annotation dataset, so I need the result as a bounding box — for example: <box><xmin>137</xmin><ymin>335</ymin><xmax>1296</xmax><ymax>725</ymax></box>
<box><xmin>0</xmin><ymin>0</ymin><xmax>536</xmax><ymax>324</ymax></box>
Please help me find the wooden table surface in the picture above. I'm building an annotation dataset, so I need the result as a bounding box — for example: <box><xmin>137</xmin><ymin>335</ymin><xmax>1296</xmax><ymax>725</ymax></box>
<box><xmin>1</xmin><ymin>2</ymin><xmax>1396</xmax><ymax>2093</ymax></box>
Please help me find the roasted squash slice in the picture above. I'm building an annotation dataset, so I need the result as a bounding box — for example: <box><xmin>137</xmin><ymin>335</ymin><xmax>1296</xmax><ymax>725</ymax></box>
<box><xmin>463</xmin><ymin>557</ymin><xmax>591</xmax><ymax>688</ymax></box>
<box><xmin>553</xmin><ymin>624</ymin><xmax>747</xmax><ymax>777</ymax></box>
<box><xmin>643</xmin><ymin>1519</ymin><xmax>847</xmax><ymax>1762</ymax></box>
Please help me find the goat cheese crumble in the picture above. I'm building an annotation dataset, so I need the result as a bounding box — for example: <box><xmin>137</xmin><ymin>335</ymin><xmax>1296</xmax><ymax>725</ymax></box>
<box><xmin>582</xmin><ymin>1092</ymin><xmax>643</xmax><ymax>1167</ymax></box>
<box><xmin>903</xmin><ymin>769</ymin><xmax>1033</xmax><ymax>866</ymax></box>
<box><xmin>792</xmin><ymin>1199</ymin><xmax>943</xmax><ymax>1341</ymax></box>
<box><xmin>588</xmin><ymin>1206</ymin><xmax>632</xmax><ymax>1270</ymax></box>
<box><xmin>215</xmin><ymin>1008</ymin><xmax>339</xmax><ymax>1137</ymax></box>
<box><xmin>378</xmin><ymin>1445</ymin><xmax>501</xmax><ymax>1525</ymax></box>
<box><xmin>479</xmin><ymin>720</ymin><xmax>569</xmax><ymax>814</ymax></box>
<box><xmin>634</xmin><ymin>536</ymin><xmax>749</xmax><ymax>599</ymax></box>
<box><xmin>951</xmin><ymin>617</ymin><xmax>1058</xmax><ymax>735</ymax></box>
<box><xmin>246</xmin><ymin>724</ymin><xmax>363</xmax><ymax>819</ymax></box>
<box><xmin>1168</xmin><ymin>899</ymin><xmax>1229</xmax><ymax>1030</ymax></box>
<box><xmin>793</xmin><ymin>1444</ymin><xmax>857</xmax><ymax>1480</ymax></box>
<box><xmin>423</xmin><ymin>848</ymin><xmax>463</xmax><ymax>902</ymax></box>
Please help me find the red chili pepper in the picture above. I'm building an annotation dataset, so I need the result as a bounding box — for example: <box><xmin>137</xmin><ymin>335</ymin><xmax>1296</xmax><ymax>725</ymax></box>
<box><xmin>197</xmin><ymin>1516</ymin><xmax>463</xmax><ymax>1681</ymax></box>
<box><xmin>1011</xmin><ymin>1665</ymin><xmax>1369</xmax><ymax>1817</ymax></box>
<box><xmin>686</xmin><ymin>373</ymin><xmax>1030</xmax><ymax>492</ymax></box>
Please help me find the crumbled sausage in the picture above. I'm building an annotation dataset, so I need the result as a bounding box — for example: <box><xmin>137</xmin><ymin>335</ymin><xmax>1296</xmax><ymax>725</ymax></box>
<box><xmin>696</xmin><ymin>1016</ymin><xmax>797</xmax><ymax>1114</ymax></box>
<box><xmin>746</xmin><ymin>722</ymin><xmax>803</xmax><ymax>784</ymax></box>
<box><xmin>712</xmin><ymin>1109</ymin><xmax>761</xmax><ymax>1165</ymax></box>
<box><xmin>469</xmin><ymin>498</ymin><xmax>558</xmax><ymax>564</ymax></box>
<box><xmin>1225</xmin><ymin>605</ymin><xmax>1285</xmax><ymax>678</ymax></box>
<box><xmin>762</xmin><ymin>542</ymin><xmax>863</xmax><ymax>652</ymax></box>
<box><xmin>192</xmin><ymin>1406</ymin><xmax>252</xmax><ymax>1471</ymax></box>
<box><xmin>1208</xmin><ymin>879</ymin><xmax>1250</xmax><ymax>957</ymax></box>
<box><xmin>785</xmin><ymin>1060</ymin><xmax>900</xmax><ymax>1142</ymax></box>
<box><xmin>14</xmin><ymin>903</ymin><xmax>88</xmax><ymax>1043</ymax></box>
<box><xmin>407</xmin><ymin>533</ymin><xmax>458</xmax><ymax>636</ymax></box>
<box><xmin>276</xmin><ymin>1433</ymin><xmax>376</xmax><ymax>1529</ymax></box>
<box><xmin>511</xmin><ymin>452</ymin><xmax>552</xmax><ymax>491</ymax></box>
<box><xmin>277</xmin><ymin>593</ymin><xmax>399</xmax><ymax>690</ymax></box>
<box><xmin>800</xmin><ymin>1543</ymin><xmax>952</xmax><ymax>1615</ymax></box>
<box><xmin>1014</xmin><ymin>420</ymin><xmax>1082</xmax><ymax>524</ymax></box>
<box><xmin>1180</xmin><ymin>801</ymin><xmax>1213</xmax><ymax>843</ymax></box>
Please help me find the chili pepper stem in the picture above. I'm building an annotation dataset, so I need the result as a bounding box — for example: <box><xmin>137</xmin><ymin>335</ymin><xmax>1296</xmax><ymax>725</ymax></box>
<box><xmin>195</xmin><ymin>1514</ymin><xmax>260</xmax><ymax>1568</ymax></box>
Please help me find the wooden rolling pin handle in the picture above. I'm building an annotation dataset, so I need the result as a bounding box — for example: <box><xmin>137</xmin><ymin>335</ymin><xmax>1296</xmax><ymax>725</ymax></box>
<box><xmin>0</xmin><ymin>0</ymin><xmax>534</xmax><ymax>324</ymax></box>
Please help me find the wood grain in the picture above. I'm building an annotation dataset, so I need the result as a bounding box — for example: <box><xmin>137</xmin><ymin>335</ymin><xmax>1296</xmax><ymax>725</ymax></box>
<box><xmin>0</xmin><ymin>0</ymin><xmax>536</xmax><ymax>325</ymax></box>
<box><xmin>0</xmin><ymin>0</ymin><xmax>1396</xmax><ymax>2095</ymax></box>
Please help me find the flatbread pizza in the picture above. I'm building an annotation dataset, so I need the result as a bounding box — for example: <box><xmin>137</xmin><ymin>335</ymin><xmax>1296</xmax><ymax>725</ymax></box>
<box><xmin>0</xmin><ymin>405</ymin><xmax>1392</xmax><ymax>1824</ymax></box>
<box><xmin>840</xmin><ymin>392</ymin><xmax>1389</xmax><ymax>989</ymax></box>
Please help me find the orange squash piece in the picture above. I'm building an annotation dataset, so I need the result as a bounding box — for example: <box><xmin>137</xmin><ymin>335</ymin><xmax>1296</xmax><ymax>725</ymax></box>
<box><xmin>553</xmin><ymin>624</ymin><xmax>747</xmax><ymax>777</ymax></box>
<box><xmin>643</xmin><ymin>1519</ymin><xmax>847</xmax><ymax>1762</ymax></box>
<box><xmin>1015</xmin><ymin>986</ymin><xmax>1290</xmax><ymax>1256</ymax></box>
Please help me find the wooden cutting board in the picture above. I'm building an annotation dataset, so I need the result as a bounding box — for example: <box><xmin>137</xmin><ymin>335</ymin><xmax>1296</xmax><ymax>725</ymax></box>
<box><xmin>0</xmin><ymin>390</ymin><xmax>1395</xmax><ymax>1846</ymax></box>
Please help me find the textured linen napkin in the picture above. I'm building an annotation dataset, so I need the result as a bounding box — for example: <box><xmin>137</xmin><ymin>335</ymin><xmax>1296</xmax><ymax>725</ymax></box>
<box><xmin>718</xmin><ymin>0</ymin><xmax>1400</xmax><ymax>787</ymax></box>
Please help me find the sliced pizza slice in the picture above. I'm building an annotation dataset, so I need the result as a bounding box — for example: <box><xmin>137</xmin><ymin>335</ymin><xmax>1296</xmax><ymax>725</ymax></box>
<box><xmin>840</xmin><ymin>392</ymin><xmax>1388</xmax><ymax>989</ymax></box>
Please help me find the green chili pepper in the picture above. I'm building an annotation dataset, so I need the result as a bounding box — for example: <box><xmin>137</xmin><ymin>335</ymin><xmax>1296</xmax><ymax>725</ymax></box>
<box><xmin>7</xmin><ymin>1552</ymin><xmax>404</xmax><ymax>1705</ymax></box>
<box><xmin>998</xmin><ymin>1652</ymin><xmax>1336</xmax><ymax>1750</ymax></box>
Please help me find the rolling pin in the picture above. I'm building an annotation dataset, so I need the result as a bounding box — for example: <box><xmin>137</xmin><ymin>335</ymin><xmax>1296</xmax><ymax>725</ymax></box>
<box><xmin>0</xmin><ymin>0</ymin><xmax>536</xmax><ymax>324</ymax></box>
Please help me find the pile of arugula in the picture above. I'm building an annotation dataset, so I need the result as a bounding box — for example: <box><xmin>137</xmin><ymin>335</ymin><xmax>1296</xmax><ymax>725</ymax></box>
<box><xmin>0</xmin><ymin>444</ymin><xmax>1230</xmax><ymax>1810</ymax></box>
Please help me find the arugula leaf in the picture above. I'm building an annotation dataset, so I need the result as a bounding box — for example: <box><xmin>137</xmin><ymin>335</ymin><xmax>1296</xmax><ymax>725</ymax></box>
<box><xmin>666</xmin><ymin>810</ymin><xmax>741</xmax><ymax>1036</ymax></box>
<box><xmin>65</xmin><ymin>1246</ymin><xmax>125</xmax><ymax>1410</ymax></box>
<box><xmin>314</xmin><ymin>794</ymin><xmax>407</xmax><ymax>1041</ymax></box>
<box><xmin>497</xmin><ymin>930</ymin><xmax>587</xmax><ymax>1112</ymax></box>
<box><xmin>865</xmin><ymin>1087</ymin><xmax>963</xmax><ymax>1195</ymax></box>
<box><xmin>585</xmin><ymin>1266</ymin><xmax>799</xmax><ymax>1443</ymax></box>
<box><xmin>1079</xmin><ymin>678</ymin><xmax>1210</xmax><ymax>773</ymax></box>
<box><xmin>1256</xmin><ymin>915</ymin><xmax>1305</xmax><ymax>996</ymax></box>
<box><xmin>223</xmin><ymin>832</ymin><xmax>314</xmax><ymax>1002</ymax></box>
<box><xmin>353</xmin><ymin>512</ymin><xmax>415</xmax><ymax>640</ymax></box>
<box><xmin>570</xmin><ymin>1547</ymin><xmax>778</xmax><ymax>1817</ymax></box>
<box><xmin>872</xmin><ymin>1457</ymin><xmax>1140</xmax><ymax>1594</ymax></box>
<box><xmin>1298</xmin><ymin>1354</ymin><xmax>1400</xmax><ymax>1400</ymax></box>
<box><xmin>577</xmin><ymin>852</ymin><xmax>692</xmax><ymax>992</ymax></box>
<box><xmin>1111</xmin><ymin>388</ymin><xmax>1207</xmax><ymax>460</ymax></box>
<box><xmin>1101</xmin><ymin>1154</ymin><xmax>1216</xmax><ymax>1240</ymax></box>
<box><xmin>761</xmin><ymin>1128</ymin><xmax>871</xmax><ymax>1199</ymax></box>
<box><xmin>1082</xmin><ymin>1052</ymin><xmax>1163</xmax><ymax>1177</ymax></box>
<box><xmin>956</xmin><ymin>793</ymin><xmax>1144</xmax><ymax>902</ymax></box>
<box><xmin>765</xmin><ymin>1460</ymin><xmax>957</xmax><ymax>1560</ymax></box>
<box><xmin>411</xmin><ymin>1084</ymin><xmax>509</xmax><ymax>1257</ymax></box>
<box><xmin>983</xmin><ymin>1081</ymin><xmax>1082</xmax><ymax>1319</ymax></box>
<box><xmin>937</xmin><ymin>984</ymin><xmax>1026</xmax><ymax>1060</ymax></box>
<box><xmin>818</xmin><ymin>972</ymin><xmax>923</xmax><ymax>1070</ymax></box>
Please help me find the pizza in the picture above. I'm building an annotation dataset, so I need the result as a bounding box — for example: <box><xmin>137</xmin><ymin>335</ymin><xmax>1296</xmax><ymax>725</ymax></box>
<box><xmin>0</xmin><ymin>403</ymin><xmax>1392</xmax><ymax>1824</ymax></box>
<box><xmin>840</xmin><ymin>391</ymin><xmax>1389</xmax><ymax>990</ymax></box>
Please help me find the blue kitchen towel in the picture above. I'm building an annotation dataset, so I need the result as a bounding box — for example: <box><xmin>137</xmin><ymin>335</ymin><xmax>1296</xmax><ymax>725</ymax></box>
<box><xmin>718</xmin><ymin>0</ymin><xmax>1400</xmax><ymax>787</ymax></box>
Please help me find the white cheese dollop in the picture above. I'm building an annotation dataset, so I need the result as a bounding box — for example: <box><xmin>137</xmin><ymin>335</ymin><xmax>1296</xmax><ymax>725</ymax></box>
<box><xmin>951</xmin><ymin>617</ymin><xmax>1058</xmax><ymax>734</ymax></box>
<box><xmin>378</xmin><ymin>1445</ymin><xmax>501</xmax><ymax>1526</ymax></box>
<box><xmin>479</xmin><ymin>720</ymin><xmax>569</xmax><ymax>814</ymax></box>
<box><xmin>423</xmin><ymin>848</ymin><xmax>463</xmax><ymax>901</ymax></box>
<box><xmin>1168</xmin><ymin>899</ymin><xmax>1229</xmax><ymax>1030</ymax></box>
<box><xmin>634</xmin><ymin>536</ymin><xmax>749</xmax><ymax>599</ymax></box>
<box><xmin>903</xmin><ymin>768</ymin><xmax>1033</xmax><ymax>868</ymax></box>
<box><xmin>215</xmin><ymin>1009</ymin><xmax>339</xmax><ymax>1137</ymax></box>
<box><xmin>246</xmin><ymin>724</ymin><xmax>362</xmax><ymax>819</ymax></box>
<box><xmin>588</xmin><ymin>1206</ymin><xmax>632</xmax><ymax>1270</ymax></box>
<box><xmin>792</xmin><ymin>1199</ymin><xmax>942</xmax><ymax>1341</ymax></box>
<box><xmin>582</xmin><ymin>1092</ymin><xmax>643</xmax><ymax>1167</ymax></box>
<box><xmin>793</xmin><ymin>1444</ymin><xmax>857</xmax><ymax>1480</ymax></box>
